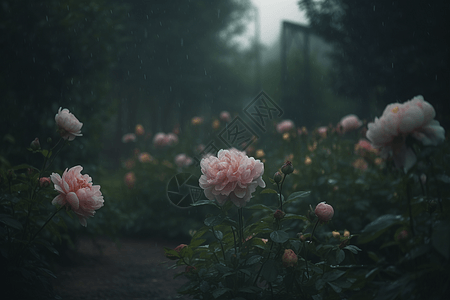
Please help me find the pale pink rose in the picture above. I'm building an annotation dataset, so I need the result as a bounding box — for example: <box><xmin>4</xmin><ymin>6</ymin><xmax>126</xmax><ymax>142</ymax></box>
<box><xmin>282</xmin><ymin>249</ymin><xmax>298</xmax><ymax>268</ymax></box>
<box><xmin>276</xmin><ymin>120</ymin><xmax>295</xmax><ymax>134</ymax></box>
<box><xmin>175</xmin><ymin>153</ymin><xmax>193</xmax><ymax>168</ymax></box>
<box><xmin>315</xmin><ymin>202</ymin><xmax>334</xmax><ymax>223</ymax></box>
<box><xmin>55</xmin><ymin>107</ymin><xmax>83</xmax><ymax>141</ymax></box>
<box><xmin>124</xmin><ymin>172</ymin><xmax>136</xmax><ymax>189</ymax></box>
<box><xmin>166</xmin><ymin>133</ymin><xmax>179</xmax><ymax>146</ymax></box>
<box><xmin>219</xmin><ymin>111</ymin><xmax>231</xmax><ymax>122</ymax></box>
<box><xmin>153</xmin><ymin>132</ymin><xmax>166</xmax><ymax>147</ymax></box>
<box><xmin>122</xmin><ymin>133</ymin><xmax>136</xmax><ymax>143</ymax></box>
<box><xmin>50</xmin><ymin>166</ymin><xmax>104</xmax><ymax>227</ymax></box>
<box><xmin>338</xmin><ymin>114</ymin><xmax>363</xmax><ymax>134</ymax></box>
<box><xmin>199</xmin><ymin>148</ymin><xmax>265</xmax><ymax>207</ymax></box>
<box><xmin>366</xmin><ymin>95</ymin><xmax>445</xmax><ymax>171</ymax></box>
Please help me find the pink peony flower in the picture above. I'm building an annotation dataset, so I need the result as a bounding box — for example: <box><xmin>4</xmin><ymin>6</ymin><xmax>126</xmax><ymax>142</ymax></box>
<box><xmin>338</xmin><ymin>114</ymin><xmax>363</xmax><ymax>134</ymax></box>
<box><xmin>220</xmin><ymin>111</ymin><xmax>231</xmax><ymax>122</ymax></box>
<box><xmin>124</xmin><ymin>172</ymin><xmax>136</xmax><ymax>189</ymax></box>
<box><xmin>282</xmin><ymin>249</ymin><xmax>298</xmax><ymax>268</ymax></box>
<box><xmin>55</xmin><ymin>107</ymin><xmax>83</xmax><ymax>141</ymax></box>
<box><xmin>315</xmin><ymin>202</ymin><xmax>334</xmax><ymax>223</ymax></box>
<box><xmin>199</xmin><ymin>148</ymin><xmax>265</xmax><ymax>207</ymax></box>
<box><xmin>153</xmin><ymin>132</ymin><xmax>166</xmax><ymax>147</ymax></box>
<box><xmin>122</xmin><ymin>133</ymin><xmax>136</xmax><ymax>143</ymax></box>
<box><xmin>175</xmin><ymin>153</ymin><xmax>193</xmax><ymax>168</ymax></box>
<box><xmin>138</xmin><ymin>152</ymin><xmax>153</xmax><ymax>163</ymax></box>
<box><xmin>352</xmin><ymin>158</ymin><xmax>368</xmax><ymax>171</ymax></box>
<box><xmin>50</xmin><ymin>166</ymin><xmax>104</xmax><ymax>227</ymax></box>
<box><xmin>276</xmin><ymin>120</ymin><xmax>295</xmax><ymax>134</ymax></box>
<box><xmin>166</xmin><ymin>133</ymin><xmax>179</xmax><ymax>146</ymax></box>
<box><xmin>366</xmin><ymin>96</ymin><xmax>445</xmax><ymax>172</ymax></box>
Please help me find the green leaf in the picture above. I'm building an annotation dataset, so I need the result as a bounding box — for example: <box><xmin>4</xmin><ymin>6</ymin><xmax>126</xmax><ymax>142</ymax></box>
<box><xmin>204</xmin><ymin>215</ymin><xmax>224</xmax><ymax>227</ymax></box>
<box><xmin>282</xmin><ymin>214</ymin><xmax>308</xmax><ymax>221</ymax></box>
<box><xmin>246</xmin><ymin>255</ymin><xmax>263</xmax><ymax>265</ymax></box>
<box><xmin>327</xmin><ymin>282</ymin><xmax>342</xmax><ymax>293</ymax></box>
<box><xmin>261</xmin><ymin>259</ymin><xmax>278</xmax><ymax>282</ymax></box>
<box><xmin>432</xmin><ymin>220</ymin><xmax>450</xmax><ymax>260</ymax></box>
<box><xmin>212</xmin><ymin>287</ymin><xmax>231</xmax><ymax>299</ymax></box>
<box><xmin>343</xmin><ymin>245</ymin><xmax>362</xmax><ymax>254</ymax></box>
<box><xmin>246</xmin><ymin>204</ymin><xmax>274</xmax><ymax>211</ymax></box>
<box><xmin>336</xmin><ymin>249</ymin><xmax>345</xmax><ymax>264</ymax></box>
<box><xmin>213</xmin><ymin>230</ymin><xmax>223</xmax><ymax>240</ymax></box>
<box><xmin>270</xmin><ymin>230</ymin><xmax>289</xmax><ymax>243</ymax></box>
<box><xmin>0</xmin><ymin>214</ymin><xmax>23</xmax><ymax>230</ymax></box>
<box><xmin>260</xmin><ymin>188</ymin><xmax>277</xmax><ymax>194</ymax></box>
<box><xmin>191</xmin><ymin>199</ymin><xmax>217</xmax><ymax>207</ymax></box>
<box><xmin>358</xmin><ymin>214</ymin><xmax>402</xmax><ymax>244</ymax></box>
<box><xmin>285</xmin><ymin>191</ymin><xmax>311</xmax><ymax>203</ymax></box>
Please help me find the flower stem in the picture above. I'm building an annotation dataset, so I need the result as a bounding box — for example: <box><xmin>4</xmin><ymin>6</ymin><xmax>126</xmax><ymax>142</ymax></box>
<box><xmin>406</xmin><ymin>181</ymin><xmax>415</xmax><ymax>237</ymax></box>
<box><xmin>304</xmin><ymin>219</ymin><xmax>320</xmax><ymax>279</ymax></box>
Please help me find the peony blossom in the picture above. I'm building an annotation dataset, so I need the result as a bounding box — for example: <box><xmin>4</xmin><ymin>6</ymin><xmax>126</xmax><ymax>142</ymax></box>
<box><xmin>317</xmin><ymin>126</ymin><xmax>328</xmax><ymax>138</ymax></box>
<box><xmin>122</xmin><ymin>133</ymin><xmax>136</xmax><ymax>143</ymax></box>
<box><xmin>50</xmin><ymin>166</ymin><xmax>104</xmax><ymax>227</ymax></box>
<box><xmin>55</xmin><ymin>107</ymin><xmax>83</xmax><ymax>141</ymax></box>
<box><xmin>153</xmin><ymin>132</ymin><xmax>178</xmax><ymax>147</ymax></box>
<box><xmin>282</xmin><ymin>249</ymin><xmax>298</xmax><ymax>268</ymax></box>
<box><xmin>220</xmin><ymin>111</ymin><xmax>231</xmax><ymax>122</ymax></box>
<box><xmin>338</xmin><ymin>114</ymin><xmax>363</xmax><ymax>134</ymax></box>
<box><xmin>315</xmin><ymin>202</ymin><xmax>334</xmax><ymax>223</ymax></box>
<box><xmin>366</xmin><ymin>95</ymin><xmax>445</xmax><ymax>172</ymax></box>
<box><xmin>124</xmin><ymin>172</ymin><xmax>136</xmax><ymax>189</ymax></box>
<box><xmin>276</xmin><ymin>120</ymin><xmax>295</xmax><ymax>134</ymax></box>
<box><xmin>175</xmin><ymin>153</ymin><xmax>193</xmax><ymax>168</ymax></box>
<box><xmin>199</xmin><ymin>148</ymin><xmax>265</xmax><ymax>207</ymax></box>
<box><xmin>138</xmin><ymin>152</ymin><xmax>153</xmax><ymax>163</ymax></box>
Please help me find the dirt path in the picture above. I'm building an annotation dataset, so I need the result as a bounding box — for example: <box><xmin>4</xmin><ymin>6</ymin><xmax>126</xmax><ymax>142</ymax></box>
<box><xmin>52</xmin><ymin>236</ymin><xmax>192</xmax><ymax>300</ymax></box>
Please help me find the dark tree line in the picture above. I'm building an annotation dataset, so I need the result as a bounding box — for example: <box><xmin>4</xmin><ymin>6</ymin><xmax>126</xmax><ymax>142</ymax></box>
<box><xmin>0</xmin><ymin>0</ymin><xmax>253</xmax><ymax>168</ymax></box>
<box><xmin>298</xmin><ymin>0</ymin><xmax>450</xmax><ymax>127</ymax></box>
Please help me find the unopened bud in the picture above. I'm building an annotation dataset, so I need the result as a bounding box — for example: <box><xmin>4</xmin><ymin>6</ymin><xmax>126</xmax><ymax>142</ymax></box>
<box><xmin>281</xmin><ymin>161</ymin><xmax>294</xmax><ymax>175</ymax></box>
<box><xmin>397</xmin><ymin>230</ymin><xmax>408</xmax><ymax>241</ymax></box>
<box><xmin>39</xmin><ymin>177</ymin><xmax>51</xmax><ymax>188</ymax></box>
<box><xmin>344</xmin><ymin>230</ymin><xmax>350</xmax><ymax>238</ymax></box>
<box><xmin>273</xmin><ymin>171</ymin><xmax>282</xmax><ymax>184</ymax></box>
<box><xmin>315</xmin><ymin>202</ymin><xmax>334</xmax><ymax>223</ymax></box>
<box><xmin>282</xmin><ymin>249</ymin><xmax>298</xmax><ymax>268</ymax></box>
<box><xmin>30</xmin><ymin>138</ymin><xmax>40</xmax><ymax>150</ymax></box>
<box><xmin>274</xmin><ymin>209</ymin><xmax>286</xmax><ymax>220</ymax></box>
<box><xmin>332</xmin><ymin>231</ymin><xmax>340</xmax><ymax>239</ymax></box>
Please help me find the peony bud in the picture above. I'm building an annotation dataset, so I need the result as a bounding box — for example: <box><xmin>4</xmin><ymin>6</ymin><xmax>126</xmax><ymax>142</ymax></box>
<box><xmin>30</xmin><ymin>138</ymin><xmax>40</xmax><ymax>150</ymax></box>
<box><xmin>344</xmin><ymin>230</ymin><xmax>350</xmax><ymax>238</ymax></box>
<box><xmin>273</xmin><ymin>209</ymin><xmax>285</xmax><ymax>220</ymax></box>
<box><xmin>39</xmin><ymin>177</ymin><xmax>51</xmax><ymax>188</ymax></box>
<box><xmin>282</xmin><ymin>249</ymin><xmax>298</xmax><ymax>267</ymax></box>
<box><xmin>281</xmin><ymin>161</ymin><xmax>294</xmax><ymax>175</ymax></box>
<box><xmin>397</xmin><ymin>230</ymin><xmax>408</xmax><ymax>241</ymax></box>
<box><xmin>332</xmin><ymin>231</ymin><xmax>340</xmax><ymax>239</ymax></box>
<box><xmin>273</xmin><ymin>171</ymin><xmax>282</xmax><ymax>183</ymax></box>
<box><xmin>315</xmin><ymin>202</ymin><xmax>334</xmax><ymax>223</ymax></box>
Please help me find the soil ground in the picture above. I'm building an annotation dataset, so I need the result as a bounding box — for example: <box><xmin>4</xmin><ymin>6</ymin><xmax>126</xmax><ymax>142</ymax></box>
<box><xmin>52</xmin><ymin>235</ymin><xmax>192</xmax><ymax>300</ymax></box>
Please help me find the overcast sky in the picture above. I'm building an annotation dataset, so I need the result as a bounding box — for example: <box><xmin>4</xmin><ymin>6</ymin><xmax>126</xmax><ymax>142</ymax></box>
<box><xmin>252</xmin><ymin>0</ymin><xmax>308</xmax><ymax>46</ymax></box>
